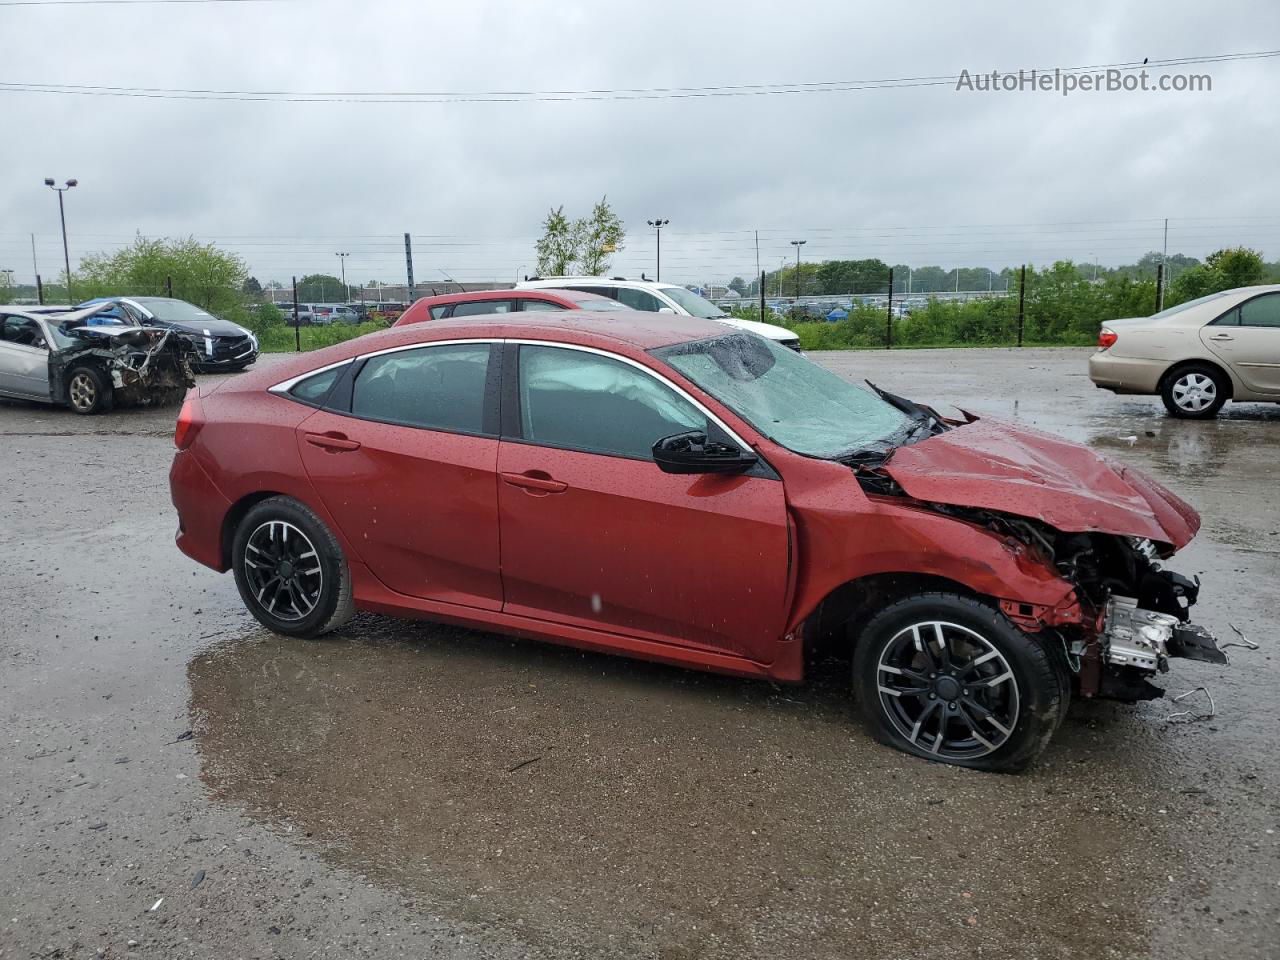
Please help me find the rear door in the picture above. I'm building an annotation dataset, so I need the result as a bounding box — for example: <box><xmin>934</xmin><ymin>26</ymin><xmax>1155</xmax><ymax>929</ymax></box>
<box><xmin>297</xmin><ymin>341</ymin><xmax>505</xmax><ymax>609</ymax></box>
<box><xmin>1201</xmin><ymin>293</ymin><xmax>1280</xmax><ymax>394</ymax></box>
<box><xmin>495</xmin><ymin>342</ymin><xmax>791</xmax><ymax>662</ymax></box>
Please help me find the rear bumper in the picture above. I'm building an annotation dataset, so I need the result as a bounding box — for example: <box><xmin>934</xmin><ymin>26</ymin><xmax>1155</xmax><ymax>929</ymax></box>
<box><xmin>1088</xmin><ymin>352</ymin><xmax>1167</xmax><ymax>395</ymax></box>
<box><xmin>170</xmin><ymin>449</ymin><xmax>232</xmax><ymax>571</ymax></box>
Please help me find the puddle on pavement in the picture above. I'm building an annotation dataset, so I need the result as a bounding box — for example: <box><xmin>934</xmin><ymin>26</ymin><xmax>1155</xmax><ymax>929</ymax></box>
<box><xmin>189</xmin><ymin>617</ymin><xmax>1191</xmax><ymax>960</ymax></box>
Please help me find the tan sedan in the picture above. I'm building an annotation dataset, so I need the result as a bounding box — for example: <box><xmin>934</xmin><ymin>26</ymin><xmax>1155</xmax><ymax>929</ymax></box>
<box><xmin>1089</xmin><ymin>284</ymin><xmax>1280</xmax><ymax>418</ymax></box>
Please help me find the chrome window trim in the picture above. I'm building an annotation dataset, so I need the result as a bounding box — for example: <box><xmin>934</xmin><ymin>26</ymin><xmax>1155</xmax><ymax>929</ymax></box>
<box><xmin>267</xmin><ymin>336</ymin><xmax>752</xmax><ymax>450</ymax></box>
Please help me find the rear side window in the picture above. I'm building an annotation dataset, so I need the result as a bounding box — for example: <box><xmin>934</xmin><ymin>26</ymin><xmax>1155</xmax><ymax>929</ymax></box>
<box><xmin>519</xmin><ymin>299</ymin><xmax>566</xmax><ymax>312</ymax></box>
<box><xmin>451</xmin><ymin>300</ymin><xmax>514</xmax><ymax>317</ymax></box>
<box><xmin>518</xmin><ymin>345</ymin><xmax>704</xmax><ymax>459</ymax></box>
<box><xmin>614</xmin><ymin>288</ymin><xmax>665</xmax><ymax>312</ymax></box>
<box><xmin>1238</xmin><ymin>294</ymin><xmax>1280</xmax><ymax>328</ymax></box>
<box><xmin>290</xmin><ymin>364</ymin><xmax>346</xmax><ymax>405</ymax></box>
<box><xmin>352</xmin><ymin>343</ymin><xmax>492</xmax><ymax>434</ymax></box>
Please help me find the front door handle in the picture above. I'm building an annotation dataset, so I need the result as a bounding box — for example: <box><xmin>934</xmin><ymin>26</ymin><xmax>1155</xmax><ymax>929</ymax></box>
<box><xmin>305</xmin><ymin>432</ymin><xmax>361</xmax><ymax>452</ymax></box>
<box><xmin>500</xmin><ymin>471</ymin><xmax>568</xmax><ymax>494</ymax></box>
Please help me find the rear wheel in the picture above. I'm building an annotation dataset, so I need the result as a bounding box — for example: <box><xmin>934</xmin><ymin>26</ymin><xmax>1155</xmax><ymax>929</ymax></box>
<box><xmin>1161</xmin><ymin>364</ymin><xmax>1228</xmax><ymax>419</ymax></box>
<box><xmin>66</xmin><ymin>365</ymin><xmax>112</xmax><ymax>415</ymax></box>
<box><xmin>231</xmin><ymin>496</ymin><xmax>354</xmax><ymax>638</ymax></box>
<box><xmin>852</xmin><ymin>593</ymin><xmax>1065</xmax><ymax>772</ymax></box>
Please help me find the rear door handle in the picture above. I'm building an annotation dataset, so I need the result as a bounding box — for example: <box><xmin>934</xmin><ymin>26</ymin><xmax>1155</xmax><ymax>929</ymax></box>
<box><xmin>1209</xmin><ymin>334</ymin><xmax>1234</xmax><ymax>341</ymax></box>
<box><xmin>500</xmin><ymin>471</ymin><xmax>568</xmax><ymax>493</ymax></box>
<box><xmin>305</xmin><ymin>432</ymin><xmax>361</xmax><ymax>452</ymax></box>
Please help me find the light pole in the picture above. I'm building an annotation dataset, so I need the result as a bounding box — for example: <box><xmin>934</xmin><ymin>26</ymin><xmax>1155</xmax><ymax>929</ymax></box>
<box><xmin>790</xmin><ymin>240</ymin><xmax>806</xmax><ymax>301</ymax></box>
<box><xmin>647</xmin><ymin>219</ymin><xmax>668</xmax><ymax>281</ymax></box>
<box><xmin>43</xmin><ymin>177</ymin><xmax>77</xmax><ymax>302</ymax></box>
<box><xmin>335</xmin><ymin>252</ymin><xmax>350</xmax><ymax>301</ymax></box>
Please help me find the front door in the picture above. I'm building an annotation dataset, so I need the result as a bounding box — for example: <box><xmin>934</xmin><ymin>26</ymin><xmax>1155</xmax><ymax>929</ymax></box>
<box><xmin>496</xmin><ymin>343</ymin><xmax>791</xmax><ymax>663</ymax></box>
<box><xmin>1202</xmin><ymin>292</ymin><xmax>1280</xmax><ymax>395</ymax></box>
<box><xmin>0</xmin><ymin>315</ymin><xmax>51</xmax><ymax>399</ymax></box>
<box><xmin>297</xmin><ymin>342</ymin><xmax>504</xmax><ymax>609</ymax></box>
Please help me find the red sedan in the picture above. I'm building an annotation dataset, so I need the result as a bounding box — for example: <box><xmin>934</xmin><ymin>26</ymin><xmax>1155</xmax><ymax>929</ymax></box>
<box><xmin>393</xmin><ymin>288</ymin><xmax>629</xmax><ymax>325</ymax></box>
<box><xmin>169</xmin><ymin>311</ymin><xmax>1222</xmax><ymax>770</ymax></box>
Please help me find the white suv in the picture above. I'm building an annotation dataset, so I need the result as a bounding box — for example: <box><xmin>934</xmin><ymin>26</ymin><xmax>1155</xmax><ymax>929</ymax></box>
<box><xmin>517</xmin><ymin>276</ymin><xmax>801</xmax><ymax>350</ymax></box>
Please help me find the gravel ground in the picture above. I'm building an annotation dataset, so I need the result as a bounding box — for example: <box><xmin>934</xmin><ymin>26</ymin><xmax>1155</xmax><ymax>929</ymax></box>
<box><xmin>1</xmin><ymin>347</ymin><xmax>1276</xmax><ymax>960</ymax></box>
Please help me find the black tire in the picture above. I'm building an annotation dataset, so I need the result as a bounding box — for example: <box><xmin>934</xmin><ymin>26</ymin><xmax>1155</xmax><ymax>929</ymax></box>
<box><xmin>1160</xmin><ymin>364</ymin><xmax>1228</xmax><ymax>419</ymax></box>
<box><xmin>231</xmin><ymin>496</ymin><xmax>355</xmax><ymax>638</ymax></box>
<box><xmin>66</xmin><ymin>365</ymin><xmax>113</xmax><ymax>415</ymax></box>
<box><xmin>852</xmin><ymin>593</ymin><xmax>1065</xmax><ymax>772</ymax></box>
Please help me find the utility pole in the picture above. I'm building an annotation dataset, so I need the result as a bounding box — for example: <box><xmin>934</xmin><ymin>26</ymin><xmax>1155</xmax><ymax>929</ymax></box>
<box><xmin>1161</xmin><ymin>217</ymin><xmax>1169</xmax><ymax>303</ymax></box>
<box><xmin>1016</xmin><ymin>265</ymin><xmax>1027</xmax><ymax>347</ymax></box>
<box><xmin>43</xmin><ymin>178</ymin><xmax>77</xmax><ymax>302</ymax></box>
<box><xmin>404</xmin><ymin>232</ymin><xmax>415</xmax><ymax>302</ymax></box>
<box><xmin>30</xmin><ymin>233</ymin><xmax>38</xmax><ymax>284</ymax></box>
<box><xmin>885</xmin><ymin>267</ymin><xmax>894</xmax><ymax>350</ymax></box>
<box><xmin>335</xmin><ymin>252</ymin><xmax>350</xmax><ymax>301</ymax></box>
<box><xmin>647</xmin><ymin>219</ymin><xmax>669</xmax><ymax>281</ymax></box>
<box><xmin>754</xmin><ymin>229</ymin><xmax>760</xmax><ymax>282</ymax></box>
<box><xmin>790</xmin><ymin>240</ymin><xmax>806</xmax><ymax>302</ymax></box>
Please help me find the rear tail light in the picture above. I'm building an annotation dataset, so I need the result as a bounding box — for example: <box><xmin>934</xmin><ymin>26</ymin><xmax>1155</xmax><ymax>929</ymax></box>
<box><xmin>174</xmin><ymin>390</ymin><xmax>203</xmax><ymax>449</ymax></box>
<box><xmin>1098</xmin><ymin>328</ymin><xmax>1118</xmax><ymax>349</ymax></box>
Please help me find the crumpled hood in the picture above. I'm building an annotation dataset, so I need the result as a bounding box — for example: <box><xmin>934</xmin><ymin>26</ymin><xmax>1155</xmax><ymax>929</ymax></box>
<box><xmin>881</xmin><ymin>418</ymin><xmax>1200</xmax><ymax>548</ymax></box>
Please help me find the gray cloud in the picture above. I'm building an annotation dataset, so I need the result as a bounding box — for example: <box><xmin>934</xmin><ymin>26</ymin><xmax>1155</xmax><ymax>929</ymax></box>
<box><xmin>2</xmin><ymin>0</ymin><xmax>1278</xmax><ymax>290</ymax></box>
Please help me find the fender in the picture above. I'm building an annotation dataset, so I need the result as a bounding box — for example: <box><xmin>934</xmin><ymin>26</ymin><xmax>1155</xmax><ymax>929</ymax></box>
<box><xmin>781</xmin><ymin>460</ymin><xmax>1081</xmax><ymax>636</ymax></box>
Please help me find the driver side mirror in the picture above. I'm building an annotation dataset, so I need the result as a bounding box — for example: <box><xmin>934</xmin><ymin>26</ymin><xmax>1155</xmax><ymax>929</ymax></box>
<box><xmin>652</xmin><ymin>430</ymin><xmax>758</xmax><ymax>475</ymax></box>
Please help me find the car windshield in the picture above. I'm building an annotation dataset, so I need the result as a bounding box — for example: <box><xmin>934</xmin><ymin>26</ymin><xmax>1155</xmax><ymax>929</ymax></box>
<box><xmin>133</xmin><ymin>298</ymin><xmax>217</xmax><ymax>323</ymax></box>
<box><xmin>656</xmin><ymin>333</ymin><xmax>911</xmax><ymax>459</ymax></box>
<box><xmin>657</xmin><ymin>286</ymin><xmax>727</xmax><ymax>319</ymax></box>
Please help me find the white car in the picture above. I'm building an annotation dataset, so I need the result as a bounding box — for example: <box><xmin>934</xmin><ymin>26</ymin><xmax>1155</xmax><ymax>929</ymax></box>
<box><xmin>517</xmin><ymin>276</ymin><xmax>802</xmax><ymax>350</ymax></box>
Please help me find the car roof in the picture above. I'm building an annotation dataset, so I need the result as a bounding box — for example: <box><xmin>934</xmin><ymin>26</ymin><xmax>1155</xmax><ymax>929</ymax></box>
<box><xmin>411</xmin><ymin>288</ymin><xmax>614</xmax><ymax>306</ymax></box>
<box><xmin>518</xmin><ymin>277</ymin><xmax>678</xmax><ymax>292</ymax></box>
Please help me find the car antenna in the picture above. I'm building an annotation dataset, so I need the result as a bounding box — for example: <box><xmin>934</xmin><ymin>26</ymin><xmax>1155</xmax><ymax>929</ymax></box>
<box><xmin>439</xmin><ymin>269</ymin><xmax>465</xmax><ymax>294</ymax></box>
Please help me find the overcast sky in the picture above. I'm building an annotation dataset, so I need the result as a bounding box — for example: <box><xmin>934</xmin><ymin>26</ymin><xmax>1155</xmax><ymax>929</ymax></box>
<box><xmin>2</xmin><ymin>0</ymin><xmax>1279</xmax><ymax>290</ymax></box>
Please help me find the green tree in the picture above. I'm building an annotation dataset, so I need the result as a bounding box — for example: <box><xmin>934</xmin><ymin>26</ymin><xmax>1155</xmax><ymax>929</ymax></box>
<box><xmin>574</xmin><ymin>196</ymin><xmax>626</xmax><ymax>276</ymax></box>
<box><xmin>296</xmin><ymin>274</ymin><xmax>344</xmax><ymax>303</ymax></box>
<box><xmin>242</xmin><ymin>276</ymin><xmax>263</xmax><ymax>297</ymax></box>
<box><xmin>816</xmin><ymin>258</ymin><xmax>889</xmax><ymax>295</ymax></box>
<box><xmin>536</xmin><ymin>206</ymin><xmax>579</xmax><ymax>276</ymax></box>
<box><xmin>77</xmin><ymin>235</ymin><xmax>247</xmax><ymax>314</ymax></box>
<box><xmin>1205</xmin><ymin>247</ymin><xmax>1265</xmax><ymax>288</ymax></box>
<box><xmin>728</xmin><ymin>276</ymin><xmax>748</xmax><ymax>296</ymax></box>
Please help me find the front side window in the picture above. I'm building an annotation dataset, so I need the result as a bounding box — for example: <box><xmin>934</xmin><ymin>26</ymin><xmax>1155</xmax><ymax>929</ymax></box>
<box><xmin>352</xmin><ymin>343</ymin><xmax>492</xmax><ymax>434</ymax></box>
<box><xmin>1238</xmin><ymin>293</ymin><xmax>1280</xmax><ymax>328</ymax></box>
<box><xmin>656</xmin><ymin>333</ymin><xmax>909</xmax><ymax>460</ymax></box>
<box><xmin>0</xmin><ymin>316</ymin><xmax>46</xmax><ymax>349</ymax></box>
<box><xmin>518</xmin><ymin>345</ymin><xmax>705</xmax><ymax>459</ymax></box>
<box><xmin>451</xmin><ymin>300</ymin><xmax>514</xmax><ymax>317</ymax></box>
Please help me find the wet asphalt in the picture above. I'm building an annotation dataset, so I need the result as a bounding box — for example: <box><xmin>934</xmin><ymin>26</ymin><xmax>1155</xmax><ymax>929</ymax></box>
<box><xmin>1</xmin><ymin>347</ymin><xmax>1277</xmax><ymax>960</ymax></box>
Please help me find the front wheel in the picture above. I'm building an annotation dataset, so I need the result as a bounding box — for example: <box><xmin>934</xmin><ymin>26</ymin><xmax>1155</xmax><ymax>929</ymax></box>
<box><xmin>66</xmin><ymin>365</ymin><xmax>112</xmax><ymax>415</ymax></box>
<box><xmin>852</xmin><ymin>593</ymin><xmax>1065</xmax><ymax>772</ymax></box>
<box><xmin>231</xmin><ymin>496</ymin><xmax>355</xmax><ymax>638</ymax></box>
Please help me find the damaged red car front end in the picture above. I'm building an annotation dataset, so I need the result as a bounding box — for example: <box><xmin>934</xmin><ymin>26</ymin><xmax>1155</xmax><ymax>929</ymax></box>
<box><xmin>806</xmin><ymin>412</ymin><xmax>1222</xmax><ymax>704</ymax></box>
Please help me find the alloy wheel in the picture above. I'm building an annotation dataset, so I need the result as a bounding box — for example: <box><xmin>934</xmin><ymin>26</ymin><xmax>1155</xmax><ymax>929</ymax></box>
<box><xmin>1171</xmin><ymin>372</ymin><xmax>1217</xmax><ymax>413</ymax></box>
<box><xmin>242</xmin><ymin>520</ymin><xmax>324</xmax><ymax>621</ymax></box>
<box><xmin>876</xmin><ymin>620</ymin><xmax>1020</xmax><ymax>760</ymax></box>
<box><xmin>69</xmin><ymin>372</ymin><xmax>97</xmax><ymax>412</ymax></box>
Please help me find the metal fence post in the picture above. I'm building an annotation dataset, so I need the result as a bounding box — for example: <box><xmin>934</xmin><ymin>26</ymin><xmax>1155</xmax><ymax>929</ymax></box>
<box><xmin>759</xmin><ymin>270</ymin><xmax>766</xmax><ymax>323</ymax></box>
<box><xmin>1155</xmin><ymin>263</ymin><xmax>1165</xmax><ymax>313</ymax></box>
<box><xmin>292</xmin><ymin>276</ymin><xmax>301</xmax><ymax>352</ymax></box>
<box><xmin>36</xmin><ymin>274</ymin><xmax>44</xmax><ymax>304</ymax></box>
<box><xmin>885</xmin><ymin>267</ymin><xmax>894</xmax><ymax>349</ymax></box>
<box><xmin>166</xmin><ymin>275</ymin><xmax>173</xmax><ymax>298</ymax></box>
<box><xmin>1016</xmin><ymin>265</ymin><xmax>1027</xmax><ymax>347</ymax></box>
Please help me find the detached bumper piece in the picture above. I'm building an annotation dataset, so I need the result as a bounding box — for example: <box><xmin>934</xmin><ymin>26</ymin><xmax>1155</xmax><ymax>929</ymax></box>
<box><xmin>1167</xmin><ymin>623</ymin><xmax>1228</xmax><ymax>665</ymax></box>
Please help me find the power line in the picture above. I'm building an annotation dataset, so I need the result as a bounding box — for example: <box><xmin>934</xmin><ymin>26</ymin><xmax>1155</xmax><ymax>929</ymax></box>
<box><xmin>2</xmin><ymin>50</ymin><xmax>1275</xmax><ymax>103</ymax></box>
<box><xmin>0</xmin><ymin>0</ymin><xmax>285</xmax><ymax>6</ymax></box>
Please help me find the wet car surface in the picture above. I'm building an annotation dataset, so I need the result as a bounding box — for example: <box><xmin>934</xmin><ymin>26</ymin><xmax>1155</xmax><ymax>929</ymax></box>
<box><xmin>1</xmin><ymin>348</ymin><xmax>1276</xmax><ymax>959</ymax></box>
